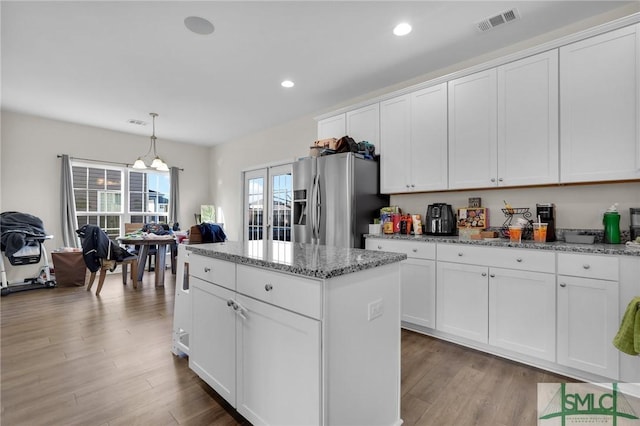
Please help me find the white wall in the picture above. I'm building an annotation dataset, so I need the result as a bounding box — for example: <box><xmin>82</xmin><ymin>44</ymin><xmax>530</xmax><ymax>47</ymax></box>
<box><xmin>0</xmin><ymin>111</ymin><xmax>211</xmax><ymax>250</ymax></box>
<box><xmin>210</xmin><ymin>6</ymin><xmax>640</xmax><ymax>241</ymax></box>
<box><xmin>209</xmin><ymin>114</ymin><xmax>316</xmax><ymax>241</ymax></box>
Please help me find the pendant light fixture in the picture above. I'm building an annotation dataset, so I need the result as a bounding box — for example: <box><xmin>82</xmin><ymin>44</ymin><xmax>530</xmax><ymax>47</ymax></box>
<box><xmin>132</xmin><ymin>112</ymin><xmax>169</xmax><ymax>171</ymax></box>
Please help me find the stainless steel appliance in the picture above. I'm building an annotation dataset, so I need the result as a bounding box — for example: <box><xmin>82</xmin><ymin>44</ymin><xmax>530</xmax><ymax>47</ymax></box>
<box><xmin>536</xmin><ymin>203</ymin><xmax>556</xmax><ymax>242</ymax></box>
<box><xmin>292</xmin><ymin>153</ymin><xmax>388</xmax><ymax>248</ymax></box>
<box><xmin>426</xmin><ymin>203</ymin><xmax>456</xmax><ymax>235</ymax></box>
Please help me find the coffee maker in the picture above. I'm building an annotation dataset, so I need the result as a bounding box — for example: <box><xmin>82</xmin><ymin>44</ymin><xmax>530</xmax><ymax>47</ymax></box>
<box><xmin>630</xmin><ymin>208</ymin><xmax>640</xmax><ymax>240</ymax></box>
<box><xmin>536</xmin><ymin>203</ymin><xmax>556</xmax><ymax>242</ymax></box>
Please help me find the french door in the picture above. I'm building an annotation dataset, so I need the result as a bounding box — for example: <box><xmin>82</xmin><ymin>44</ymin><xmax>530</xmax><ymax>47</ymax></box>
<box><xmin>243</xmin><ymin>164</ymin><xmax>292</xmax><ymax>244</ymax></box>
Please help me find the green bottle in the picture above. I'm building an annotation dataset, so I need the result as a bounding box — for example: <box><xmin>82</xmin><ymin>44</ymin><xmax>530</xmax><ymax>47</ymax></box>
<box><xmin>603</xmin><ymin>204</ymin><xmax>621</xmax><ymax>244</ymax></box>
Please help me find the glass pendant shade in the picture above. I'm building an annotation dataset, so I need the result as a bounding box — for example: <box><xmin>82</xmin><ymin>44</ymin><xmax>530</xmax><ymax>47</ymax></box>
<box><xmin>132</xmin><ymin>158</ymin><xmax>147</xmax><ymax>169</ymax></box>
<box><xmin>156</xmin><ymin>162</ymin><xmax>170</xmax><ymax>172</ymax></box>
<box><xmin>150</xmin><ymin>156</ymin><xmax>164</xmax><ymax>169</ymax></box>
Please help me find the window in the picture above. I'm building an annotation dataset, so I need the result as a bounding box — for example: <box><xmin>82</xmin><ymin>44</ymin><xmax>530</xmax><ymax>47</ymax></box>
<box><xmin>128</xmin><ymin>170</ymin><xmax>170</xmax><ymax>225</ymax></box>
<box><xmin>72</xmin><ymin>162</ymin><xmax>169</xmax><ymax>238</ymax></box>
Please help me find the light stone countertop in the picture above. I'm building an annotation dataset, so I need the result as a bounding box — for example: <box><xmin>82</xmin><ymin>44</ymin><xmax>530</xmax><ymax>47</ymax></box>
<box><xmin>186</xmin><ymin>240</ymin><xmax>407</xmax><ymax>279</ymax></box>
<box><xmin>365</xmin><ymin>233</ymin><xmax>640</xmax><ymax>257</ymax></box>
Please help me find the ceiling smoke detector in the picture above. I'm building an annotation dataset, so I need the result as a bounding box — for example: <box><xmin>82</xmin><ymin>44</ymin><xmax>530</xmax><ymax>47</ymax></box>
<box><xmin>476</xmin><ymin>8</ymin><xmax>520</xmax><ymax>32</ymax></box>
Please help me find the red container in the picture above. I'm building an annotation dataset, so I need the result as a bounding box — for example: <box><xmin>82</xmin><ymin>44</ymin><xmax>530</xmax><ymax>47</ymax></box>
<box><xmin>392</xmin><ymin>213</ymin><xmax>401</xmax><ymax>233</ymax></box>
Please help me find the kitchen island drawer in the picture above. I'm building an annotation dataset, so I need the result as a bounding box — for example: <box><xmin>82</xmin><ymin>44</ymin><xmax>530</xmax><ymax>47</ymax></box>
<box><xmin>557</xmin><ymin>253</ymin><xmax>619</xmax><ymax>281</ymax></box>
<box><xmin>189</xmin><ymin>254</ymin><xmax>236</xmax><ymax>290</ymax></box>
<box><xmin>237</xmin><ymin>265</ymin><xmax>322</xmax><ymax>319</ymax></box>
<box><xmin>365</xmin><ymin>238</ymin><xmax>436</xmax><ymax>260</ymax></box>
<box><xmin>437</xmin><ymin>243</ymin><xmax>555</xmax><ymax>273</ymax></box>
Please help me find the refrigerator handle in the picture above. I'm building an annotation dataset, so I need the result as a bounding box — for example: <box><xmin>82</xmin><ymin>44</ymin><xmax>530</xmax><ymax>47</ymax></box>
<box><xmin>315</xmin><ymin>173</ymin><xmax>322</xmax><ymax>242</ymax></box>
<box><xmin>310</xmin><ymin>174</ymin><xmax>318</xmax><ymax>241</ymax></box>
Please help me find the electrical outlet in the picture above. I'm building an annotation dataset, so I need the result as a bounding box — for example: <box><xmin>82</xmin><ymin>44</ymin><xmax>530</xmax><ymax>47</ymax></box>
<box><xmin>368</xmin><ymin>299</ymin><xmax>383</xmax><ymax>321</ymax></box>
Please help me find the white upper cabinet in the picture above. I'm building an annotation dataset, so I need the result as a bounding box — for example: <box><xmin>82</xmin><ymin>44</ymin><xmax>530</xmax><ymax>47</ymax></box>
<box><xmin>497</xmin><ymin>50</ymin><xmax>559</xmax><ymax>186</ymax></box>
<box><xmin>346</xmin><ymin>103</ymin><xmax>380</xmax><ymax>150</ymax></box>
<box><xmin>380</xmin><ymin>83</ymin><xmax>448</xmax><ymax>193</ymax></box>
<box><xmin>448</xmin><ymin>69</ymin><xmax>498</xmax><ymax>189</ymax></box>
<box><xmin>317</xmin><ymin>114</ymin><xmax>346</xmax><ymax>140</ymax></box>
<box><xmin>449</xmin><ymin>51</ymin><xmax>560</xmax><ymax>190</ymax></box>
<box><xmin>560</xmin><ymin>24</ymin><xmax>640</xmax><ymax>183</ymax></box>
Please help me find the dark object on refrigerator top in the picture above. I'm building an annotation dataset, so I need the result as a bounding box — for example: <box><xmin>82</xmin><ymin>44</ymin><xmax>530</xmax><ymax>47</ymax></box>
<box><xmin>292</xmin><ymin>153</ymin><xmax>388</xmax><ymax>249</ymax></box>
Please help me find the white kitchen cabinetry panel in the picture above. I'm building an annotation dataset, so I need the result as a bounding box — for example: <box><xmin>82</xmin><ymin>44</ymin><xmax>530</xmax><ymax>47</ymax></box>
<box><xmin>317</xmin><ymin>114</ymin><xmax>346</xmax><ymax>140</ymax></box>
<box><xmin>366</xmin><ymin>239</ymin><xmax>436</xmax><ymax>328</ymax></box>
<box><xmin>557</xmin><ymin>252</ymin><xmax>619</xmax><ymax>281</ymax></box>
<box><xmin>437</xmin><ymin>243</ymin><xmax>555</xmax><ymax>273</ymax></box>
<box><xmin>489</xmin><ymin>268</ymin><xmax>556</xmax><ymax>361</ymax></box>
<box><xmin>190</xmin><ymin>277</ymin><xmax>237</xmax><ymax>405</ymax></box>
<box><xmin>380</xmin><ymin>84</ymin><xmax>448</xmax><ymax>193</ymax></box>
<box><xmin>236</xmin><ymin>293</ymin><xmax>321</xmax><ymax>426</ymax></box>
<box><xmin>346</xmin><ymin>103</ymin><xmax>379</xmax><ymax>149</ymax></box>
<box><xmin>401</xmin><ymin>258</ymin><xmax>436</xmax><ymax>328</ymax></box>
<box><xmin>189</xmin><ymin>254</ymin><xmax>236</xmax><ymax>290</ymax></box>
<box><xmin>237</xmin><ymin>265</ymin><xmax>322</xmax><ymax>319</ymax></box>
<box><xmin>448</xmin><ymin>69</ymin><xmax>498</xmax><ymax>189</ymax></box>
<box><xmin>557</xmin><ymin>275</ymin><xmax>619</xmax><ymax>379</ymax></box>
<box><xmin>436</xmin><ymin>262</ymin><xmax>489</xmax><ymax>343</ymax></box>
<box><xmin>560</xmin><ymin>24</ymin><xmax>640</xmax><ymax>183</ymax></box>
<box><xmin>497</xmin><ymin>50</ymin><xmax>559</xmax><ymax>186</ymax></box>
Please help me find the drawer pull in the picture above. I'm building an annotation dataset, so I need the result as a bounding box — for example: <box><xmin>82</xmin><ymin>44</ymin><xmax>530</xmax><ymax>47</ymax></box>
<box><xmin>377</xmin><ymin>245</ymin><xmax>382</xmax><ymax>250</ymax></box>
<box><xmin>458</xmin><ymin>252</ymin><xmax>463</xmax><ymax>257</ymax></box>
<box><xmin>412</xmin><ymin>248</ymin><xmax>418</xmax><ymax>253</ymax></box>
<box><xmin>204</xmin><ymin>267</ymin><xmax>211</xmax><ymax>272</ymax></box>
<box><xmin>481</xmin><ymin>272</ymin><xmax>487</xmax><ymax>277</ymax></box>
<box><xmin>560</xmin><ymin>283</ymin><xmax>567</xmax><ymax>288</ymax></box>
<box><xmin>582</xmin><ymin>264</ymin><xmax>590</xmax><ymax>270</ymax></box>
<box><xmin>265</xmin><ymin>284</ymin><xmax>273</xmax><ymax>292</ymax></box>
<box><xmin>516</xmin><ymin>258</ymin><xmax>522</xmax><ymax>263</ymax></box>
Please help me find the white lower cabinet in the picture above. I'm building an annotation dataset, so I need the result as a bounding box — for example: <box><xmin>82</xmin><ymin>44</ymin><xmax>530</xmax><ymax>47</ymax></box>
<box><xmin>236</xmin><ymin>294</ymin><xmax>320</xmax><ymax>426</ymax></box>
<box><xmin>436</xmin><ymin>262</ymin><xmax>489</xmax><ymax>344</ymax></box>
<box><xmin>489</xmin><ymin>268</ymin><xmax>556</xmax><ymax>361</ymax></box>
<box><xmin>365</xmin><ymin>239</ymin><xmax>436</xmax><ymax>328</ymax></box>
<box><xmin>190</xmin><ymin>276</ymin><xmax>237</xmax><ymax>405</ymax></box>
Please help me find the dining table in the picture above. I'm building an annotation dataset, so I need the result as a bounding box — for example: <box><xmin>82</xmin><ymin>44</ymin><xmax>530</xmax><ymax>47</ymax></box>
<box><xmin>117</xmin><ymin>234</ymin><xmax>176</xmax><ymax>287</ymax></box>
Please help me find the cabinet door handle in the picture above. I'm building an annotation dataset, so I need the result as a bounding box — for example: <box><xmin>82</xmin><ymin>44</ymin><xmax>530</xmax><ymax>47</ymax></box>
<box><xmin>265</xmin><ymin>284</ymin><xmax>273</xmax><ymax>292</ymax></box>
<box><xmin>204</xmin><ymin>267</ymin><xmax>211</xmax><ymax>272</ymax></box>
<box><xmin>411</xmin><ymin>184</ymin><xmax>415</xmax><ymax>188</ymax></box>
<box><xmin>498</xmin><ymin>178</ymin><xmax>503</xmax><ymax>182</ymax></box>
<box><xmin>560</xmin><ymin>283</ymin><xmax>567</xmax><ymax>288</ymax></box>
<box><xmin>412</xmin><ymin>248</ymin><xmax>418</xmax><ymax>253</ymax></box>
<box><xmin>234</xmin><ymin>301</ymin><xmax>248</xmax><ymax>320</ymax></box>
<box><xmin>227</xmin><ymin>299</ymin><xmax>234</xmax><ymax>307</ymax></box>
<box><xmin>516</xmin><ymin>258</ymin><xmax>523</xmax><ymax>263</ymax></box>
<box><xmin>582</xmin><ymin>264</ymin><xmax>590</xmax><ymax>269</ymax></box>
<box><xmin>378</xmin><ymin>245</ymin><xmax>382</xmax><ymax>250</ymax></box>
<box><xmin>406</xmin><ymin>184</ymin><xmax>410</xmax><ymax>188</ymax></box>
<box><xmin>458</xmin><ymin>252</ymin><xmax>463</xmax><ymax>257</ymax></box>
<box><xmin>489</xmin><ymin>274</ymin><xmax>495</xmax><ymax>278</ymax></box>
<box><xmin>481</xmin><ymin>272</ymin><xmax>487</xmax><ymax>277</ymax></box>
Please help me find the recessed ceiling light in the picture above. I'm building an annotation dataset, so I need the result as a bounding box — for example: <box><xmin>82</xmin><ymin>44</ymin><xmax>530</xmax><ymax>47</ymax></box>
<box><xmin>393</xmin><ymin>22</ymin><xmax>412</xmax><ymax>36</ymax></box>
<box><xmin>184</xmin><ymin>16</ymin><xmax>215</xmax><ymax>35</ymax></box>
<box><xmin>281</xmin><ymin>80</ymin><xmax>295</xmax><ymax>88</ymax></box>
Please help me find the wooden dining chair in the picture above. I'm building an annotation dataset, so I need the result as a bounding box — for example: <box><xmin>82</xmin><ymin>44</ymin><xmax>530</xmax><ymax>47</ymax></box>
<box><xmin>86</xmin><ymin>255</ymin><xmax>140</xmax><ymax>295</ymax></box>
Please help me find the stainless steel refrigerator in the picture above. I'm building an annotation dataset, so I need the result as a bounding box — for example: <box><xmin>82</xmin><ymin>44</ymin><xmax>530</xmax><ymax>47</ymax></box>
<box><xmin>292</xmin><ymin>152</ymin><xmax>389</xmax><ymax>248</ymax></box>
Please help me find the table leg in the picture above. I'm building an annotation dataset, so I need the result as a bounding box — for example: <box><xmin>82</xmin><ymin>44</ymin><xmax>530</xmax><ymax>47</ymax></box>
<box><xmin>155</xmin><ymin>244</ymin><xmax>167</xmax><ymax>287</ymax></box>
<box><xmin>137</xmin><ymin>245</ymin><xmax>149</xmax><ymax>282</ymax></box>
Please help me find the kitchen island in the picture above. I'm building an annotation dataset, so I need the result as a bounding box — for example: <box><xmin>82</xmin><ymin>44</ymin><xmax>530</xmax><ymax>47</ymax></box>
<box><xmin>180</xmin><ymin>241</ymin><xmax>406</xmax><ymax>426</ymax></box>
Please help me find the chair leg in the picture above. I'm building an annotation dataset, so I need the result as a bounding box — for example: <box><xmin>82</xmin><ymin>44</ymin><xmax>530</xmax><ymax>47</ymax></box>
<box><xmin>87</xmin><ymin>272</ymin><xmax>97</xmax><ymax>291</ymax></box>
<box><xmin>130</xmin><ymin>260</ymin><xmax>139</xmax><ymax>289</ymax></box>
<box><xmin>95</xmin><ymin>268</ymin><xmax>108</xmax><ymax>295</ymax></box>
<box><xmin>122</xmin><ymin>263</ymin><xmax>128</xmax><ymax>285</ymax></box>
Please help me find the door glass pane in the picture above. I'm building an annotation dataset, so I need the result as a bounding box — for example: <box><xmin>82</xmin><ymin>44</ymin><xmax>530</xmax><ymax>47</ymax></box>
<box><xmin>247</xmin><ymin>177</ymin><xmax>264</xmax><ymax>241</ymax></box>
<box><xmin>271</xmin><ymin>172</ymin><xmax>292</xmax><ymax>242</ymax></box>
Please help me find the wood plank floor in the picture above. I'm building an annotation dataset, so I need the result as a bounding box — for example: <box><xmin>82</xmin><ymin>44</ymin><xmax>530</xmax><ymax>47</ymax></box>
<box><xmin>2</xmin><ymin>270</ymin><xmax>576</xmax><ymax>425</ymax></box>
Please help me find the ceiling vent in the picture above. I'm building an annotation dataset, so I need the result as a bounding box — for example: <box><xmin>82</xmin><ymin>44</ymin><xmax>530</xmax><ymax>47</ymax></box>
<box><xmin>477</xmin><ymin>8</ymin><xmax>520</xmax><ymax>32</ymax></box>
<box><xmin>127</xmin><ymin>119</ymin><xmax>147</xmax><ymax>126</ymax></box>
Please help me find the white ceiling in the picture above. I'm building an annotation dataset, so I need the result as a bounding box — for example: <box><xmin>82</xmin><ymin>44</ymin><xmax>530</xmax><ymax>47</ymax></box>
<box><xmin>1</xmin><ymin>1</ymin><xmax>636</xmax><ymax>146</ymax></box>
